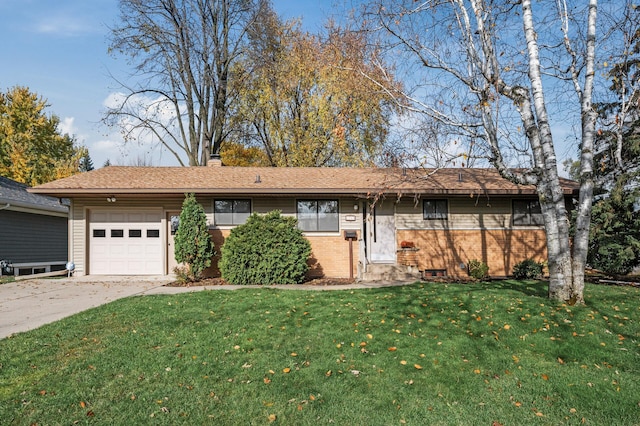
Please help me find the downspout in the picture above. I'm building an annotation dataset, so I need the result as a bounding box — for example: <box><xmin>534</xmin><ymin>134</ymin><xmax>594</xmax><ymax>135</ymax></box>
<box><xmin>348</xmin><ymin>238</ymin><xmax>354</xmax><ymax>280</ymax></box>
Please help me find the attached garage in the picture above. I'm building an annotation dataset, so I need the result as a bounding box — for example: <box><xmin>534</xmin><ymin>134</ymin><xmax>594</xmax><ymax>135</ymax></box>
<box><xmin>89</xmin><ymin>209</ymin><xmax>163</xmax><ymax>275</ymax></box>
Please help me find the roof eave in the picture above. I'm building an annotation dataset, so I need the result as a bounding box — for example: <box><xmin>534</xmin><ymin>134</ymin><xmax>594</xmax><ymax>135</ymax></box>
<box><xmin>28</xmin><ymin>187</ymin><xmax>550</xmax><ymax>197</ymax></box>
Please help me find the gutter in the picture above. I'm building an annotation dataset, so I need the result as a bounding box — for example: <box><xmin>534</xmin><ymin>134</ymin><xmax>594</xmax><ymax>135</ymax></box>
<box><xmin>0</xmin><ymin>198</ymin><xmax>68</xmax><ymax>215</ymax></box>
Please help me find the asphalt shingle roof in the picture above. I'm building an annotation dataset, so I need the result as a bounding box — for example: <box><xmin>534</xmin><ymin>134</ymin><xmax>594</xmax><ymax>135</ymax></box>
<box><xmin>28</xmin><ymin>166</ymin><xmax>579</xmax><ymax>197</ymax></box>
<box><xmin>0</xmin><ymin>176</ymin><xmax>69</xmax><ymax>213</ymax></box>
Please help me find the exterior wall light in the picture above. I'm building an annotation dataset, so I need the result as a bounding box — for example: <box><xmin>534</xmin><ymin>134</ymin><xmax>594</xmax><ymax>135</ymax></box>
<box><xmin>107</xmin><ymin>196</ymin><xmax>117</xmax><ymax>203</ymax></box>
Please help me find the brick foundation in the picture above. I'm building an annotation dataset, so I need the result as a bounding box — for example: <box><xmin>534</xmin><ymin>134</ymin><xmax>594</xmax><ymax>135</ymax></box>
<box><xmin>397</xmin><ymin>229</ymin><xmax>547</xmax><ymax>278</ymax></box>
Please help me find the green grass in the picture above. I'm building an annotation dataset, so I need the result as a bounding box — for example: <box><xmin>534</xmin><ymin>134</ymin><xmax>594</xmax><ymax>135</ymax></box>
<box><xmin>1</xmin><ymin>281</ymin><xmax>638</xmax><ymax>425</ymax></box>
<box><xmin>0</xmin><ymin>275</ymin><xmax>15</xmax><ymax>284</ymax></box>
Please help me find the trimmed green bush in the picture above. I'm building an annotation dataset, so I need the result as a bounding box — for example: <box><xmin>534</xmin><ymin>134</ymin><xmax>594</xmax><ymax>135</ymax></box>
<box><xmin>220</xmin><ymin>211</ymin><xmax>312</xmax><ymax>285</ymax></box>
<box><xmin>174</xmin><ymin>193</ymin><xmax>215</xmax><ymax>281</ymax></box>
<box><xmin>468</xmin><ymin>259</ymin><xmax>489</xmax><ymax>280</ymax></box>
<box><xmin>512</xmin><ymin>258</ymin><xmax>545</xmax><ymax>279</ymax></box>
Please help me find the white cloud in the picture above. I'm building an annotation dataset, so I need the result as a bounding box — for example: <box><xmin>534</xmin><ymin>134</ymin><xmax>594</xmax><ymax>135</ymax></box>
<box><xmin>34</xmin><ymin>15</ymin><xmax>96</xmax><ymax>37</ymax></box>
<box><xmin>58</xmin><ymin>116</ymin><xmax>76</xmax><ymax>136</ymax></box>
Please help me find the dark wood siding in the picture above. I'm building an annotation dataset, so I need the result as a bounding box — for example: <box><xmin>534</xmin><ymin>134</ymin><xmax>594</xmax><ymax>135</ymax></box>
<box><xmin>0</xmin><ymin>210</ymin><xmax>67</xmax><ymax>263</ymax></box>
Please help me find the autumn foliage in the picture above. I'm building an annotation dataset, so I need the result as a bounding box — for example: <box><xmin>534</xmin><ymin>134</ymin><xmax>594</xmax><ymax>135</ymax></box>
<box><xmin>0</xmin><ymin>86</ymin><xmax>86</xmax><ymax>185</ymax></box>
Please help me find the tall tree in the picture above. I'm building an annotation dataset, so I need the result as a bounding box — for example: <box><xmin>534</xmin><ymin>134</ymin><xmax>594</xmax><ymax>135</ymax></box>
<box><xmin>106</xmin><ymin>0</ymin><xmax>265</xmax><ymax>166</ymax></box>
<box><xmin>79</xmin><ymin>150</ymin><xmax>95</xmax><ymax>172</ymax></box>
<box><xmin>0</xmin><ymin>86</ymin><xmax>86</xmax><ymax>186</ymax></box>
<box><xmin>587</xmin><ymin>3</ymin><xmax>640</xmax><ymax>275</ymax></box>
<box><xmin>364</xmin><ymin>0</ymin><xmax>610</xmax><ymax>302</ymax></box>
<box><xmin>231</xmin><ymin>10</ymin><xmax>401</xmax><ymax>167</ymax></box>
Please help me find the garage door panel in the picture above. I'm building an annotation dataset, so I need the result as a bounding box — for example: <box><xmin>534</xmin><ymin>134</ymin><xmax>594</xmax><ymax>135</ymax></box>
<box><xmin>89</xmin><ymin>209</ymin><xmax>163</xmax><ymax>275</ymax></box>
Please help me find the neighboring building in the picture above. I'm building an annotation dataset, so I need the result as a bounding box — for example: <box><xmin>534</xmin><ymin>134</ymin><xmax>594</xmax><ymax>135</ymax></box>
<box><xmin>29</xmin><ymin>165</ymin><xmax>578</xmax><ymax>280</ymax></box>
<box><xmin>0</xmin><ymin>176</ymin><xmax>69</xmax><ymax>276</ymax></box>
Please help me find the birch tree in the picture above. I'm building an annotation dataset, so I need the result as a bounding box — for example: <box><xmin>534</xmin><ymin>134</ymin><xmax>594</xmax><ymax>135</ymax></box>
<box><xmin>106</xmin><ymin>0</ymin><xmax>265</xmax><ymax>166</ymax></box>
<box><xmin>366</xmin><ymin>0</ymin><xmax>608</xmax><ymax>302</ymax></box>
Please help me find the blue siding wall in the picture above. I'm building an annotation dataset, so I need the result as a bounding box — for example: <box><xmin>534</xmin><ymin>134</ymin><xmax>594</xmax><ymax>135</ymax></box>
<box><xmin>0</xmin><ymin>210</ymin><xmax>67</xmax><ymax>263</ymax></box>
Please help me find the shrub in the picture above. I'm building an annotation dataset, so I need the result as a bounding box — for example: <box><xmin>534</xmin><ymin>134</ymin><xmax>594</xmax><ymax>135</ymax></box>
<box><xmin>468</xmin><ymin>259</ymin><xmax>489</xmax><ymax>280</ymax></box>
<box><xmin>174</xmin><ymin>193</ymin><xmax>215</xmax><ymax>281</ymax></box>
<box><xmin>512</xmin><ymin>259</ymin><xmax>545</xmax><ymax>279</ymax></box>
<box><xmin>219</xmin><ymin>211</ymin><xmax>312</xmax><ymax>285</ymax></box>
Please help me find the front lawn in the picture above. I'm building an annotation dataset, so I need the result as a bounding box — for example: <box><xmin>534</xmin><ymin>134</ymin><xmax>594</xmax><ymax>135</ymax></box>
<box><xmin>1</xmin><ymin>281</ymin><xmax>638</xmax><ymax>425</ymax></box>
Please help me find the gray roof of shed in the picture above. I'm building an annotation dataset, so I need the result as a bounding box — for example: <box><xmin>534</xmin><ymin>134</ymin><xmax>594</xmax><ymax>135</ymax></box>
<box><xmin>0</xmin><ymin>176</ymin><xmax>69</xmax><ymax>214</ymax></box>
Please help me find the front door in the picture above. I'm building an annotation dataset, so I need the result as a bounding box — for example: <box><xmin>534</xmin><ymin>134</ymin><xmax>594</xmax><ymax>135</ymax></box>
<box><xmin>366</xmin><ymin>201</ymin><xmax>396</xmax><ymax>263</ymax></box>
<box><xmin>166</xmin><ymin>211</ymin><xmax>181</xmax><ymax>273</ymax></box>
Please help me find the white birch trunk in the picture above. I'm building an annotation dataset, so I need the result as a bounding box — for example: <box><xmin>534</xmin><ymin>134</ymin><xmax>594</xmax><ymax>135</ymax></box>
<box><xmin>570</xmin><ymin>0</ymin><xmax>598</xmax><ymax>304</ymax></box>
<box><xmin>521</xmin><ymin>0</ymin><xmax>574</xmax><ymax>300</ymax></box>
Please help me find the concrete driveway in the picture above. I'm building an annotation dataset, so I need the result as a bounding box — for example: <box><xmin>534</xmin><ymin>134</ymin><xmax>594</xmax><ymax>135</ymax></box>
<box><xmin>1</xmin><ymin>275</ymin><xmax>414</xmax><ymax>339</ymax></box>
<box><xmin>0</xmin><ymin>275</ymin><xmax>178</xmax><ymax>339</ymax></box>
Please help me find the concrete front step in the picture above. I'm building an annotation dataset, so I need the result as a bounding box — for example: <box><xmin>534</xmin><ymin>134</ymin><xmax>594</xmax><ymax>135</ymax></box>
<box><xmin>361</xmin><ymin>263</ymin><xmax>422</xmax><ymax>282</ymax></box>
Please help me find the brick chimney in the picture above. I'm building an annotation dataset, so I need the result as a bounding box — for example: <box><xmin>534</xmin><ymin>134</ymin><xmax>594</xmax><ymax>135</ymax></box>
<box><xmin>208</xmin><ymin>153</ymin><xmax>222</xmax><ymax>167</ymax></box>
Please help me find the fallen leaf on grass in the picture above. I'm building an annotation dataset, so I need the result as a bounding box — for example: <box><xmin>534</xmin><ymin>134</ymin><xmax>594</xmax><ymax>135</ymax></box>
<box><xmin>283</xmin><ymin>367</ymin><xmax>291</xmax><ymax>373</ymax></box>
<box><xmin>400</xmin><ymin>360</ymin><xmax>407</xmax><ymax>365</ymax></box>
<box><xmin>268</xmin><ymin>414</ymin><xmax>277</xmax><ymax>422</ymax></box>
<box><xmin>414</xmin><ymin>364</ymin><xmax>423</xmax><ymax>370</ymax></box>
<box><xmin>388</xmin><ymin>347</ymin><xmax>397</xmax><ymax>351</ymax></box>
<box><xmin>541</xmin><ymin>374</ymin><xmax>549</xmax><ymax>381</ymax></box>
<box><xmin>80</xmin><ymin>401</ymin><xmax>86</xmax><ymax>408</ymax></box>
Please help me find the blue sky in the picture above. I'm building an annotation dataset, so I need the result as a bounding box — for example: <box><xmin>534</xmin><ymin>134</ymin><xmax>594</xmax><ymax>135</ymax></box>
<box><xmin>0</xmin><ymin>0</ymin><xmax>335</xmax><ymax>167</ymax></box>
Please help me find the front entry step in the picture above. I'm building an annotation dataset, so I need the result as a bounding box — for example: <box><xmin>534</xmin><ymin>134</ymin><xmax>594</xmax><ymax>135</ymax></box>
<box><xmin>361</xmin><ymin>264</ymin><xmax>422</xmax><ymax>282</ymax></box>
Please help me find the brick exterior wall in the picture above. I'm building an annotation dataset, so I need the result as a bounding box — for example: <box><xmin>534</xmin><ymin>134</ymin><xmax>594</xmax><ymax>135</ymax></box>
<box><xmin>304</xmin><ymin>233</ymin><xmax>359</xmax><ymax>279</ymax></box>
<box><xmin>205</xmin><ymin>227</ymin><xmax>542</xmax><ymax>280</ymax></box>
<box><xmin>205</xmin><ymin>230</ymin><xmax>359</xmax><ymax>279</ymax></box>
<box><xmin>397</xmin><ymin>229</ymin><xmax>547</xmax><ymax>278</ymax></box>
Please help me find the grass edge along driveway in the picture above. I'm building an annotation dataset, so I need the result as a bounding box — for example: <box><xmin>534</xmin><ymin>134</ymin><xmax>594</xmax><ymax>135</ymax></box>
<box><xmin>1</xmin><ymin>280</ymin><xmax>638</xmax><ymax>425</ymax></box>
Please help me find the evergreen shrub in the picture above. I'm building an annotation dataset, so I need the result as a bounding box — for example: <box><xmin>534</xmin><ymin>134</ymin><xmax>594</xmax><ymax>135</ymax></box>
<box><xmin>174</xmin><ymin>193</ymin><xmax>215</xmax><ymax>281</ymax></box>
<box><xmin>512</xmin><ymin>259</ymin><xmax>545</xmax><ymax>279</ymax></box>
<box><xmin>219</xmin><ymin>211</ymin><xmax>312</xmax><ymax>285</ymax></box>
<box><xmin>468</xmin><ymin>259</ymin><xmax>489</xmax><ymax>280</ymax></box>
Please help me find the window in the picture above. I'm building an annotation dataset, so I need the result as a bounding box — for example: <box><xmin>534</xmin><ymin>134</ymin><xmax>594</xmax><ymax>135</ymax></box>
<box><xmin>297</xmin><ymin>200</ymin><xmax>339</xmax><ymax>232</ymax></box>
<box><xmin>111</xmin><ymin>229</ymin><xmax>124</xmax><ymax>238</ymax></box>
<box><xmin>93</xmin><ymin>229</ymin><xmax>106</xmax><ymax>238</ymax></box>
<box><xmin>129</xmin><ymin>229</ymin><xmax>142</xmax><ymax>238</ymax></box>
<box><xmin>147</xmin><ymin>229</ymin><xmax>160</xmax><ymax>238</ymax></box>
<box><xmin>214</xmin><ymin>199</ymin><xmax>251</xmax><ymax>225</ymax></box>
<box><xmin>423</xmin><ymin>199</ymin><xmax>448</xmax><ymax>220</ymax></box>
<box><xmin>170</xmin><ymin>215</ymin><xmax>180</xmax><ymax>235</ymax></box>
<box><xmin>513</xmin><ymin>199</ymin><xmax>543</xmax><ymax>226</ymax></box>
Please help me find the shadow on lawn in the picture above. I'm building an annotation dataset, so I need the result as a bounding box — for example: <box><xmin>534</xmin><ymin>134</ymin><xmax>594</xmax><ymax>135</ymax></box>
<box><xmin>486</xmin><ymin>279</ymin><xmax>549</xmax><ymax>298</ymax></box>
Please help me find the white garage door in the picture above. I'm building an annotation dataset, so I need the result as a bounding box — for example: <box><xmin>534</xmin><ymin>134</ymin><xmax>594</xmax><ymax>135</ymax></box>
<box><xmin>89</xmin><ymin>210</ymin><xmax>163</xmax><ymax>275</ymax></box>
